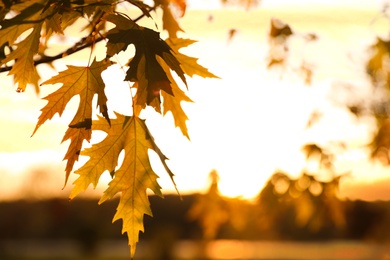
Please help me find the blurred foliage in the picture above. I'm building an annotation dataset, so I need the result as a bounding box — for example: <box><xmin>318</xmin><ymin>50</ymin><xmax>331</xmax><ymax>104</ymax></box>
<box><xmin>187</xmin><ymin>170</ymin><xmax>229</xmax><ymax>239</ymax></box>
<box><xmin>367</xmin><ymin>35</ymin><xmax>390</xmax><ymax>163</ymax></box>
<box><xmin>189</xmin><ymin>168</ymin><xmax>349</xmax><ymax>241</ymax></box>
<box><xmin>192</xmin><ymin>5</ymin><xmax>390</xmax><ymax>238</ymax></box>
<box><xmin>265</xmin><ymin>5</ymin><xmax>390</xmax><ymax>205</ymax></box>
<box><xmin>1</xmin><ymin>168</ymin><xmax>390</xmax><ymax>258</ymax></box>
<box><xmin>267</xmin><ymin>6</ymin><xmax>390</xmax><ymax>167</ymax></box>
<box><xmin>257</xmin><ymin>172</ymin><xmax>346</xmax><ymax>235</ymax></box>
<box><xmin>267</xmin><ymin>18</ymin><xmax>317</xmax><ymax>85</ymax></box>
<box><xmin>2</xmin><ymin>178</ymin><xmax>390</xmax><ymax>258</ymax></box>
<box><xmin>220</xmin><ymin>0</ymin><xmax>260</xmax><ymax>9</ymax></box>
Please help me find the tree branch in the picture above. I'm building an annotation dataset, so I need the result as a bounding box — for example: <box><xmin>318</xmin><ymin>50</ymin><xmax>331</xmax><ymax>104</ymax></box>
<box><xmin>0</xmin><ymin>5</ymin><xmax>158</xmax><ymax>74</ymax></box>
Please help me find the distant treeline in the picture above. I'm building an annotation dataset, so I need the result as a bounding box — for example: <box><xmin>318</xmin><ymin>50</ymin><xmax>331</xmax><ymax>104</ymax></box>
<box><xmin>0</xmin><ymin>193</ymin><xmax>389</xmax><ymax>247</ymax></box>
<box><xmin>1</xmin><ymin>170</ymin><xmax>390</xmax><ymax>259</ymax></box>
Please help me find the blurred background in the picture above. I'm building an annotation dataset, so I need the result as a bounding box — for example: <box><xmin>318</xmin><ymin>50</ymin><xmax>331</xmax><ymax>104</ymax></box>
<box><xmin>1</xmin><ymin>171</ymin><xmax>390</xmax><ymax>259</ymax></box>
<box><xmin>2</xmin><ymin>0</ymin><xmax>390</xmax><ymax>259</ymax></box>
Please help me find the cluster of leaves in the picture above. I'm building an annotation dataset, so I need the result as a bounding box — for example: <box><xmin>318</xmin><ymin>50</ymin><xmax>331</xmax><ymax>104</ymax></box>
<box><xmin>328</xmin><ymin>32</ymin><xmax>390</xmax><ymax>164</ymax></box>
<box><xmin>220</xmin><ymin>0</ymin><xmax>260</xmax><ymax>9</ymax></box>
<box><xmin>301</xmin><ymin>143</ymin><xmax>348</xmax><ymax>172</ymax></box>
<box><xmin>188</xmin><ymin>170</ymin><xmax>254</xmax><ymax>240</ymax></box>
<box><xmin>267</xmin><ymin>19</ymin><xmax>358</xmax><ymax>226</ymax></box>
<box><xmin>267</xmin><ymin>13</ymin><xmax>390</xmax><ymax>171</ymax></box>
<box><xmin>366</xmin><ymin>37</ymin><xmax>390</xmax><ymax>163</ymax></box>
<box><xmin>187</xmin><ymin>170</ymin><xmax>229</xmax><ymax>239</ymax></box>
<box><xmin>189</xmin><ymin>168</ymin><xmax>346</xmax><ymax>241</ymax></box>
<box><xmin>257</xmin><ymin>171</ymin><xmax>345</xmax><ymax>234</ymax></box>
<box><xmin>158</xmin><ymin>5</ymin><xmax>390</xmax><ymax>247</ymax></box>
<box><xmin>0</xmin><ymin>0</ymin><xmax>217</xmax><ymax>257</ymax></box>
<box><xmin>266</xmin><ymin>18</ymin><xmax>352</xmax><ymax>196</ymax></box>
<box><xmin>267</xmin><ymin>17</ymin><xmax>317</xmax><ymax>85</ymax></box>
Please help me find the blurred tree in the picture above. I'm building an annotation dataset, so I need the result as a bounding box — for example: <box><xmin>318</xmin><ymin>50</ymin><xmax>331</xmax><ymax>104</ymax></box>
<box><xmin>188</xmin><ymin>170</ymin><xmax>229</xmax><ymax>240</ymax></box>
<box><xmin>255</xmin><ymin>171</ymin><xmax>346</xmax><ymax>239</ymax></box>
<box><xmin>265</xmin><ymin>7</ymin><xmax>390</xmax><ymax>194</ymax></box>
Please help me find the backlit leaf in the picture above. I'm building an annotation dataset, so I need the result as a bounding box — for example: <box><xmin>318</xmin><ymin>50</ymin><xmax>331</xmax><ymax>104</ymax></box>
<box><xmin>70</xmin><ymin>112</ymin><xmax>165</xmax><ymax>258</ymax></box>
<box><xmin>33</xmin><ymin>58</ymin><xmax>111</xmax><ymax>184</ymax></box>
<box><xmin>1</xmin><ymin>23</ymin><xmax>42</xmax><ymax>92</ymax></box>
<box><xmin>105</xmin><ymin>18</ymin><xmax>187</xmax><ymax>110</ymax></box>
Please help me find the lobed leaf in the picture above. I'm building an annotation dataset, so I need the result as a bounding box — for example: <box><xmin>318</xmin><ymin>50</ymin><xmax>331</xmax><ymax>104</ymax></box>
<box><xmin>0</xmin><ymin>1</ymin><xmax>43</xmax><ymax>83</ymax></box>
<box><xmin>1</xmin><ymin>23</ymin><xmax>42</xmax><ymax>92</ymax></box>
<box><xmin>70</xmin><ymin>112</ymin><xmax>166</xmax><ymax>258</ymax></box>
<box><xmin>105</xmin><ymin>18</ymin><xmax>187</xmax><ymax>110</ymax></box>
<box><xmin>97</xmin><ymin>114</ymin><xmax>163</xmax><ymax>258</ymax></box>
<box><xmin>34</xmin><ymin>58</ymin><xmax>111</xmax><ymax>184</ymax></box>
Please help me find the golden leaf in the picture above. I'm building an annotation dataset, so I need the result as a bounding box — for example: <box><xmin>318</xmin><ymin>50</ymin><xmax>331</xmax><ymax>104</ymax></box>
<box><xmin>33</xmin><ymin>59</ymin><xmax>111</xmax><ymax>184</ymax></box>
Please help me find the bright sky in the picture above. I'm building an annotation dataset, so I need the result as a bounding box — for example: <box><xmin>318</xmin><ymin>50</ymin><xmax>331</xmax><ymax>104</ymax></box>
<box><xmin>260</xmin><ymin>0</ymin><xmax>385</xmax><ymax>8</ymax></box>
<box><xmin>1</xmin><ymin>1</ymin><xmax>390</xmax><ymax>201</ymax></box>
<box><xmin>187</xmin><ymin>0</ymin><xmax>386</xmax><ymax>9</ymax></box>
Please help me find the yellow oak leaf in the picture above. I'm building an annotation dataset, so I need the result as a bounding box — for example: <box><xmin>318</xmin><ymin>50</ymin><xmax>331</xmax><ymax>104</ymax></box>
<box><xmin>69</xmin><ymin>114</ymin><xmax>119</xmax><ymax>199</ymax></box>
<box><xmin>0</xmin><ymin>1</ymin><xmax>56</xmax><ymax>92</ymax></box>
<box><xmin>0</xmin><ymin>2</ymin><xmax>44</xmax><ymax>49</ymax></box>
<box><xmin>70</xmin><ymin>112</ymin><xmax>163</xmax><ymax>258</ymax></box>
<box><xmin>1</xmin><ymin>23</ymin><xmax>42</xmax><ymax>92</ymax></box>
<box><xmin>62</xmin><ymin>126</ymin><xmax>92</xmax><ymax>185</ymax></box>
<box><xmin>98</xmin><ymin>114</ymin><xmax>163</xmax><ymax>258</ymax></box>
<box><xmin>33</xmin><ymin>58</ymin><xmax>111</xmax><ymax>184</ymax></box>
